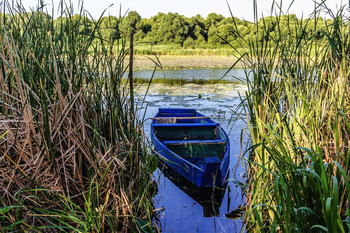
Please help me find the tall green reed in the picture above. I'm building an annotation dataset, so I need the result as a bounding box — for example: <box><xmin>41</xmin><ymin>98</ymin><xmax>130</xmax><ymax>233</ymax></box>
<box><xmin>228</xmin><ymin>0</ymin><xmax>350</xmax><ymax>231</ymax></box>
<box><xmin>0</xmin><ymin>1</ymin><xmax>157</xmax><ymax>232</ymax></box>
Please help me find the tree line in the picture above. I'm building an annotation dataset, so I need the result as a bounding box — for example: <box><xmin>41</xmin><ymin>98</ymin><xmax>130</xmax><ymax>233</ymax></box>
<box><xmin>1</xmin><ymin>10</ymin><xmax>336</xmax><ymax>51</ymax></box>
<box><xmin>116</xmin><ymin>11</ymin><xmax>332</xmax><ymax>49</ymax></box>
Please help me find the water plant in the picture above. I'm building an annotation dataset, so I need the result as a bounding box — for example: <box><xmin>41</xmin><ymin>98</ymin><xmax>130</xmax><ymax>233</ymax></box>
<box><xmin>229</xmin><ymin>0</ymin><xmax>350</xmax><ymax>231</ymax></box>
<box><xmin>0</xmin><ymin>1</ymin><xmax>157</xmax><ymax>232</ymax></box>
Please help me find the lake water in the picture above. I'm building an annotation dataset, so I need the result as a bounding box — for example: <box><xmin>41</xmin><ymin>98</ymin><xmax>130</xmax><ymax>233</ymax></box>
<box><xmin>135</xmin><ymin>68</ymin><xmax>248</xmax><ymax>233</ymax></box>
<box><xmin>132</xmin><ymin>68</ymin><xmax>247</xmax><ymax>83</ymax></box>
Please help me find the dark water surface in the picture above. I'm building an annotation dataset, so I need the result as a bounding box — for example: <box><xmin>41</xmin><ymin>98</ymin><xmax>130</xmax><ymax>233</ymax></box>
<box><xmin>136</xmin><ymin>68</ymin><xmax>247</xmax><ymax>233</ymax></box>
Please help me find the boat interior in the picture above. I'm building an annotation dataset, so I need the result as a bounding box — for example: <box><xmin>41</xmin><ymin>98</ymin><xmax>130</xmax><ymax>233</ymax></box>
<box><xmin>153</xmin><ymin>110</ymin><xmax>227</xmax><ymax>161</ymax></box>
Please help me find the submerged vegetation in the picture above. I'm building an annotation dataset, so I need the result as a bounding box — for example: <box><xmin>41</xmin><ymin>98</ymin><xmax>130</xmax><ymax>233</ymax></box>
<box><xmin>131</xmin><ymin>77</ymin><xmax>240</xmax><ymax>85</ymax></box>
<box><xmin>0</xmin><ymin>1</ymin><xmax>157</xmax><ymax>232</ymax></box>
<box><xmin>233</xmin><ymin>1</ymin><xmax>350</xmax><ymax>232</ymax></box>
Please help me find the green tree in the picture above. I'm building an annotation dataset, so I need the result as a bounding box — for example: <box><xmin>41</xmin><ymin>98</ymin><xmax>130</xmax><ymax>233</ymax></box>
<box><xmin>204</xmin><ymin>13</ymin><xmax>224</xmax><ymax>29</ymax></box>
<box><xmin>99</xmin><ymin>16</ymin><xmax>120</xmax><ymax>42</ymax></box>
<box><xmin>143</xmin><ymin>12</ymin><xmax>189</xmax><ymax>45</ymax></box>
<box><xmin>121</xmin><ymin>11</ymin><xmax>141</xmax><ymax>35</ymax></box>
<box><xmin>188</xmin><ymin>14</ymin><xmax>207</xmax><ymax>43</ymax></box>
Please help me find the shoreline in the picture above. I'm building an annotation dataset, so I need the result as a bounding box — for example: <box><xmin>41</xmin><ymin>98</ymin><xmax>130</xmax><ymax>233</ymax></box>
<box><xmin>128</xmin><ymin>55</ymin><xmax>241</xmax><ymax>70</ymax></box>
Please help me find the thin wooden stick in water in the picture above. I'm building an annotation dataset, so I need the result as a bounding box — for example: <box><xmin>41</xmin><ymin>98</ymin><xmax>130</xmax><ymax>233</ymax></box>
<box><xmin>129</xmin><ymin>31</ymin><xmax>134</xmax><ymax>122</ymax></box>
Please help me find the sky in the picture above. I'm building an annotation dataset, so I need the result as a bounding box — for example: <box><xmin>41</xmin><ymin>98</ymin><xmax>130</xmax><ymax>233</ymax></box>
<box><xmin>4</xmin><ymin>0</ymin><xmax>348</xmax><ymax>21</ymax></box>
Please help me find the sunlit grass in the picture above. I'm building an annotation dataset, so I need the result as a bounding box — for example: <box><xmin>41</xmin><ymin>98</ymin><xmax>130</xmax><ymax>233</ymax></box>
<box><xmin>229</xmin><ymin>1</ymin><xmax>350</xmax><ymax>232</ymax></box>
<box><xmin>131</xmin><ymin>44</ymin><xmax>248</xmax><ymax>56</ymax></box>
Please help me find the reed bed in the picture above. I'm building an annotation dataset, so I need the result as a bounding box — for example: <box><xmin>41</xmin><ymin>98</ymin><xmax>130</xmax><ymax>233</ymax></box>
<box><xmin>0</xmin><ymin>2</ymin><xmax>156</xmax><ymax>232</ymax></box>
<box><xmin>231</xmin><ymin>1</ymin><xmax>350</xmax><ymax>232</ymax></box>
<box><xmin>133</xmin><ymin>44</ymin><xmax>245</xmax><ymax>56</ymax></box>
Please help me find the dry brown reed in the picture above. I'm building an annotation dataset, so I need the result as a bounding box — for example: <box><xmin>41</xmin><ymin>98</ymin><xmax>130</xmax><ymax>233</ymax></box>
<box><xmin>0</xmin><ymin>2</ymin><xmax>156</xmax><ymax>232</ymax></box>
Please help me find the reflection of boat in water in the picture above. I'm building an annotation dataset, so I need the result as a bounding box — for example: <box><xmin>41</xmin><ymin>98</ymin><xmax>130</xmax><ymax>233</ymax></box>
<box><xmin>158</xmin><ymin>161</ymin><xmax>228</xmax><ymax>217</ymax></box>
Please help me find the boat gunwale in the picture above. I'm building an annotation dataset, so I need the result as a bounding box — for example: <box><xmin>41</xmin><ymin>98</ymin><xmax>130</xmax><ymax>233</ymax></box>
<box><xmin>152</xmin><ymin>122</ymin><xmax>219</xmax><ymax>127</ymax></box>
<box><xmin>162</xmin><ymin>138</ymin><xmax>227</xmax><ymax>146</ymax></box>
<box><xmin>151</xmin><ymin>128</ymin><xmax>206</xmax><ymax>173</ymax></box>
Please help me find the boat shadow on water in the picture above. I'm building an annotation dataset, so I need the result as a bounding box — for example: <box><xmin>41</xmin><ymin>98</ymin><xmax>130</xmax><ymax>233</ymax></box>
<box><xmin>157</xmin><ymin>162</ymin><xmax>228</xmax><ymax>218</ymax></box>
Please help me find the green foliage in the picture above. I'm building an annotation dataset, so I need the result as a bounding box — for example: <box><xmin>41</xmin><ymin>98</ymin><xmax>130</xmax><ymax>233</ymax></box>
<box><xmin>121</xmin><ymin>11</ymin><xmax>141</xmax><ymax>35</ymax></box>
<box><xmin>142</xmin><ymin>12</ymin><xmax>190</xmax><ymax>45</ymax></box>
<box><xmin>122</xmin><ymin>11</ymin><xmax>331</xmax><ymax>54</ymax></box>
<box><xmin>0</xmin><ymin>8</ymin><xmax>336</xmax><ymax>55</ymax></box>
<box><xmin>99</xmin><ymin>16</ymin><xmax>121</xmax><ymax>41</ymax></box>
<box><xmin>188</xmin><ymin>14</ymin><xmax>207</xmax><ymax>41</ymax></box>
<box><xmin>232</xmin><ymin>2</ymin><xmax>350</xmax><ymax>232</ymax></box>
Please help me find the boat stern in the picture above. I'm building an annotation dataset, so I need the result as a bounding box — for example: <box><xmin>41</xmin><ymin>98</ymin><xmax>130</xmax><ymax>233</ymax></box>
<box><xmin>200</xmin><ymin>157</ymin><xmax>221</xmax><ymax>187</ymax></box>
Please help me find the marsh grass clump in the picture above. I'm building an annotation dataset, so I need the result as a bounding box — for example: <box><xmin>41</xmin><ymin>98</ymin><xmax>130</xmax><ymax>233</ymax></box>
<box><xmin>228</xmin><ymin>1</ymin><xmax>350</xmax><ymax>232</ymax></box>
<box><xmin>0</xmin><ymin>1</ymin><xmax>157</xmax><ymax>232</ymax></box>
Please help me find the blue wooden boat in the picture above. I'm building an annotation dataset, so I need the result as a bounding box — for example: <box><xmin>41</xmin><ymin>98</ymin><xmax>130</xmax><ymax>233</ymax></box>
<box><xmin>151</xmin><ymin>108</ymin><xmax>230</xmax><ymax>188</ymax></box>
